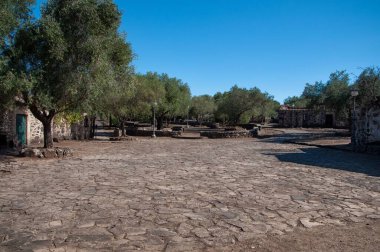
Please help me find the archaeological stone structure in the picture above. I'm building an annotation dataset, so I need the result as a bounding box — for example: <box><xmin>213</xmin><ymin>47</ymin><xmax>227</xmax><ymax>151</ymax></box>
<box><xmin>0</xmin><ymin>107</ymin><xmax>71</xmax><ymax>147</ymax></box>
<box><xmin>351</xmin><ymin>100</ymin><xmax>380</xmax><ymax>153</ymax></box>
<box><xmin>278</xmin><ymin>105</ymin><xmax>347</xmax><ymax>128</ymax></box>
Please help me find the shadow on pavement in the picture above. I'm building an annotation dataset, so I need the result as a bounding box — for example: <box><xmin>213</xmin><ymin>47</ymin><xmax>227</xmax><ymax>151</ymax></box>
<box><xmin>264</xmin><ymin>147</ymin><xmax>380</xmax><ymax>177</ymax></box>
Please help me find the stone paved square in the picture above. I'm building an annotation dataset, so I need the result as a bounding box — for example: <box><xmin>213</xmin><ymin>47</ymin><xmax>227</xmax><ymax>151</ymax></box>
<box><xmin>0</xmin><ymin>137</ymin><xmax>379</xmax><ymax>251</ymax></box>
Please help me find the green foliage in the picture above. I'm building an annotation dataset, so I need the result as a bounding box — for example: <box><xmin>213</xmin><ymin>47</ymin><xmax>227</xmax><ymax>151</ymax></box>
<box><xmin>214</xmin><ymin>85</ymin><xmax>278</xmax><ymax>124</ymax></box>
<box><xmin>301</xmin><ymin>81</ymin><xmax>326</xmax><ymax>108</ymax></box>
<box><xmin>284</xmin><ymin>96</ymin><xmax>308</xmax><ymax>108</ymax></box>
<box><xmin>0</xmin><ymin>0</ymin><xmax>34</xmax><ymax>110</ymax></box>
<box><xmin>3</xmin><ymin>0</ymin><xmax>133</xmax><ymax>147</ymax></box>
<box><xmin>324</xmin><ymin>71</ymin><xmax>350</xmax><ymax>118</ymax></box>
<box><xmin>54</xmin><ymin>111</ymin><xmax>83</xmax><ymax>125</ymax></box>
<box><xmin>355</xmin><ymin>67</ymin><xmax>380</xmax><ymax>108</ymax></box>
<box><xmin>0</xmin><ymin>0</ymin><xmax>34</xmax><ymax>47</ymax></box>
<box><xmin>190</xmin><ymin>95</ymin><xmax>216</xmax><ymax>123</ymax></box>
<box><xmin>133</xmin><ymin>72</ymin><xmax>191</xmax><ymax>128</ymax></box>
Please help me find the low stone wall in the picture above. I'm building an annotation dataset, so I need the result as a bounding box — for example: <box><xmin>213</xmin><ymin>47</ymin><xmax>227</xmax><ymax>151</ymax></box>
<box><xmin>20</xmin><ymin>147</ymin><xmax>73</xmax><ymax>158</ymax></box>
<box><xmin>200</xmin><ymin>130</ymin><xmax>256</xmax><ymax>139</ymax></box>
<box><xmin>125</xmin><ymin>128</ymin><xmax>176</xmax><ymax>137</ymax></box>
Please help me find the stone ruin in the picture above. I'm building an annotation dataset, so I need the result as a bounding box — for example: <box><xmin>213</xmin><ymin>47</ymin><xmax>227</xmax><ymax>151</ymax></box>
<box><xmin>351</xmin><ymin>100</ymin><xmax>380</xmax><ymax>154</ymax></box>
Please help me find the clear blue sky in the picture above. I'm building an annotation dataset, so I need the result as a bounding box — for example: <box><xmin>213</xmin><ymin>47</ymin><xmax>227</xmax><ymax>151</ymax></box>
<box><xmin>33</xmin><ymin>0</ymin><xmax>380</xmax><ymax>103</ymax></box>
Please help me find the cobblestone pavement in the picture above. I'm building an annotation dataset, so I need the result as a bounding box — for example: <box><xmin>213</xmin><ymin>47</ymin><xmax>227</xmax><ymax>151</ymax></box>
<box><xmin>0</xmin><ymin>137</ymin><xmax>379</xmax><ymax>251</ymax></box>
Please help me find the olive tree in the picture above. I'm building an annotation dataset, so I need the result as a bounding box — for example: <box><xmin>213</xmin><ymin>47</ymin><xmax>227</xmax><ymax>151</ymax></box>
<box><xmin>7</xmin><ymin>0</ymin><xmax>133</xmax><ymax>147</ymax></box>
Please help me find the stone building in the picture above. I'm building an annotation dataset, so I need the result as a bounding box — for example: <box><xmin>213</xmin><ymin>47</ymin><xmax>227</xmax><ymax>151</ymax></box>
<box><xmin>0</xmin><ymin>107</ymin><xmax>71</xmax><ymax>147</ymax></box>
<box><xmin>351</xmin><ymin>100</ymin><xmax>380</xmax><ymax>153</ymax></box>
<box><xmin>278</xmin><ymin>105</ymin><xmax>347</xmax><ymax>128</ymax></box>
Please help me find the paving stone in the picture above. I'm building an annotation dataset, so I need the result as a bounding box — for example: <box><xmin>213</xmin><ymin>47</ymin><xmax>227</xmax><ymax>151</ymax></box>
<box><xmin>49</xmin><ymin>220</ymin><xmax>62</xmax><ymax>227</ymax></box>
<box><xmin>177</xmin><ymin>223</ymin><xmax>193</xmax><ymax>237</ymax></box>
<box><xmin>77</xmin><ymin>221</ymin><xmax>95</xmax><ymax>228</ymax></box>
<box><xmin>0</xmin><ymin>138</ymin><xmax>379</xmax><ymax>251</ymax></box>
<box><xmin>126</xmin><ymin>227</ymin><xmax>147</xmax><ymax>236</ymax></box>
<box><xmin>150</xmin><ymin>228</ymin><xmax>177</xmax><ymax>237</ymax></box>
<box><xmin>192</xmin><ymin>227</ymin><xmax>210</xmax><ymax>238</ymax></box>
<box><xmin>300</xmin><ymin>218</ymin><xmax>323</xmax><ymax>228</ymax></box>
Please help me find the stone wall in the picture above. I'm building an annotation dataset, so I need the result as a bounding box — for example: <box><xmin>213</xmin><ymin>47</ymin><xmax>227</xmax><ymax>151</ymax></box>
<box><xmin>352</xmin><ymin>102</ymin><xmax>380</xmax><ymax>153</ymax></box>
<box><xmin>0</xmin><ymin>110</ymin><xmax>10</xmax><ymax>145</ymax></box>
<box><xmin>0</xmin><ymin>107</ymin><xmax>72</xmax><ymax>146</ymax></box>
<box><xmin>278</xmin><ymin>107</ymin><xmax>347</xmax><ymax>128</ymax></box>
<box><xmin>29</xmin><ymin>112</ymin><xmax>44</xmax><ymax>144</ymax></box>
<box><xmin>125</xmin><ymin>127</ymin><xmax>174</xmax><ymax>137</ymax></box>
<box><xmin>200</xmin><ymin>130</ymin><xmax>255</xmax><ymax>139</ymax></box>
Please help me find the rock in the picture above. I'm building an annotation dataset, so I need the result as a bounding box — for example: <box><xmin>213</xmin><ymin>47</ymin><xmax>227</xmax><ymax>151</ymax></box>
<box><xmin>126</xmin><ymin>228</ymin><xmax>146</xmax><ymax>236</ymax></box>
<box><xmin>150</xmin><ymin>228</ymin><xmax>177</xmax><ymax>237</ymax></box>
<box><xmin>220</xmin><ymin>211</ymin><xmax>238</xmax><ymax>219</ymax></box>
<box><xmin>49</xmin><ymin>220</ymin><xmax>62</xmax><ymax>227</ymax></box>
<box><xmin>300</xmin><ymin>218</ymin><xmax>323</xmax><ymax>228</ymax></box>
<box><xmin>77</xmin><ymin>221</ymin><xmax>95</xmax><ymax>228</ymax></box>
<box><xmin>291</xmin><ymin>194</ymin><xmax>307</xmax><ymax>201</ymax></box>
<box><xmin>366</xmin><ymin>214</ymin><xmax>380</xmax><ymax>219</ymax></box>
<box><xmin>56</xmin><ymin>148</ymin><xmax>64</xmax><ymax>158</ymax></box>
<box><xmin>192</xmin><ymin>227</ymin><xmax>209</xmax><ymax>238</ymax></box>
<box><xmin>22</xmin><ymin>148</ymin><xmax>41</xmax><ymax>158</ymax></box>
<box><xmin>177</xmin><ymin>223</ymin><xmax>193</xmax><ymax>237</ymax></box>
<box><xmin>53</xmin><ymin>137</ymin><xmax>59</xmax><ymax>143</ymax></box>
<box><xmin>42</xmin><ymin>149</ymin><xmax>57</xmax><ymax>158</ymax></box>
<box><xmin>62</xmin><ymin>148</ymin><xmax>73</xmax><ymax>157</ymax></box>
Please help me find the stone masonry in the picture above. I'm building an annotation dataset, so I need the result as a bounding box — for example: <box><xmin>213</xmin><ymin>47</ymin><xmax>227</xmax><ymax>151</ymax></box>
<box><xmin>0</xmin><ymin>107</ymin><xmax>72</xmax><ymax>146</ymax></box>
<box><xmin>352</xmin><ymin>100</ymin><xmax>380</xmax><ymax>153</ymax></box>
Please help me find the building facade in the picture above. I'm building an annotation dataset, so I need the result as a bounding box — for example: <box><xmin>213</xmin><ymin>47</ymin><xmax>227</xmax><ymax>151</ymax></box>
<box><xmin>0</xmin><ymin>107</ymin><xmax>71</xmax><ymax>147</ymax></box>
<box><xmin>278</xmin><ymin>105</ymin><xmax>348</xmax><ymax>128</ymax></box>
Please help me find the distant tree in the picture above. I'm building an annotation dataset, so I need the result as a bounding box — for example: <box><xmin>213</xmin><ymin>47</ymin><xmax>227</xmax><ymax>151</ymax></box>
<box><xmin>283</xmin><ymin>96</ymin><xmax>308</xmax><ymax>108</ymax></box>
<box><xmin>190</xmin><ymin>95</ymin><xmax>216</xmax><ymax>124</ymax></box>
<box><xmin>135</xmin><ymin>72</ymin><xmax>191</xmax><ymax>129</ymax></box>
<box><xmin>255</xmin><ymin>92</ymin><xmax>280</xmax><ymax>123</ymax></box>
<box><xmin>98</xmin><ymin>68</ymin><xmax>136</xmax><ymax>136</ymax></box>
<box><xmin>324</xmin><ymin>71</ymin><xmax>350</xmax><ymax>119</ymax></box>
<box><xmin>302</xmin><ymin>81</ymin><xmax>326</xmax><ymax>109</ymax></box>
<box><xmin>6</xmin><ymin>0</ymin><xmax>133</xmax><ymax>147</ymax></box>
<box><xmin>355</xmin><ymin>67</ymin><xmax>380</xmax><ymax>108</ymax></box>
<box><xmin>216</xmin><ymin>85</ymin><xmax>269</xmax><ymax>124</ymax></box>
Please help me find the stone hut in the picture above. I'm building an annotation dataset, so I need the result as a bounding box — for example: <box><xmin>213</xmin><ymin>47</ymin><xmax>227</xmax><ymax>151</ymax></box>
<box><xmin>0</xmin><ymin>107</ymin><xmax>71</xmax><ymax>147</ymax></box>
<box><xmin>278</xmin><ymin>105</ymin><xmax>347</xmax><ymax>128</ymax></box>
<box><xmin>351</xmin><ymin>100</ymin><xmax>380</xmax><ymax>153</ymax></box>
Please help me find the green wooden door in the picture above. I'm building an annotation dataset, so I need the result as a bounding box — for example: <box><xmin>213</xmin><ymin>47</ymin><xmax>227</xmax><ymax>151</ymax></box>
<box><xmin>16</xmin><ymin>114</ymin><xmax>27</xmax><ymax>145</ymax></box>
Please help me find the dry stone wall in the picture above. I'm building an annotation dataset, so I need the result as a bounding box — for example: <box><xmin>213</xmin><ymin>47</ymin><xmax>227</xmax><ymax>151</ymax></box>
<box><xmin>0</xmin><ymin>107</ymin><xmax>72</xmax><ymax>146</ymax></box>
<box><xmin>29</xmin><ymin>112</ymin><xmax>44</xmax><ymax>144</ymax></box>
<box><xmin>352</xmin><ymin>103</ymin><xmax>380</xmax><ymax>153</ymax></box>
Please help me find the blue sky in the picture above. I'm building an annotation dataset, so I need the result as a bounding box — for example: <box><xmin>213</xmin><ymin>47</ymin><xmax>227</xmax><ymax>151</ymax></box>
<box><xmin>33</xmin><ymin>0</ymin><xmax>380</xmax><ymax>103</ymax></box>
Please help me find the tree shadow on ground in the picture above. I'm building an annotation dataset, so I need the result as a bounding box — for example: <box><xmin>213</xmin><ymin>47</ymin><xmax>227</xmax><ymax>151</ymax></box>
<box><xmin>264</xmin><ymin>147</ymin><xmax>380</xmax><ymax>177</ymax></box>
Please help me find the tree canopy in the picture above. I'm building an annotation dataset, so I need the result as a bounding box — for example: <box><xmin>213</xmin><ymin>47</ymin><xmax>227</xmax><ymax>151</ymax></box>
<box><xmin>3</xmin><ymin>0</ymin><xmax>133</xmax><ymax>147</ymax></box>
<box><xmin>214</xmin><ymin>85</ymin><xmax>279</xmax><ymax>124</ymax></box>
<box><xmin>134</xmin><ymin>72</ymin><xmax>191</xmax><ymax>129</ymax></box>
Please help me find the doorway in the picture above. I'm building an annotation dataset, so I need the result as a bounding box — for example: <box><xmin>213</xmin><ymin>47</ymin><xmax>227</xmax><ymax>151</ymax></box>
<box><xmin>325</xmin><ymin>114</ymin><xmax>333</xmax><ymax>128</ymax></box>
<box><xmin>16</xmin><ymin>114</ymin><xmax>27</xmax><ymax>146</ymax></box>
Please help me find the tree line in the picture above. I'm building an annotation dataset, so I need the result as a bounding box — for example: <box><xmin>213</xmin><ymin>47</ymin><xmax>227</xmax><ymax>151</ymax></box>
<box><xmin>284</xmin><ymin>68</ymin><xmax>380</xmax><ymax>121</ymax></box>
<box><xmin>0</xmin><ymin>0</ymin><xmax>280</xmax><ymax>147</ymax></box>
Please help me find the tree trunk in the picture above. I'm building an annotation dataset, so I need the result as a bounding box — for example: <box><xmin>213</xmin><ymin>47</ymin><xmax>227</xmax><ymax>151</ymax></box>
<box><xmin>90</xmin><ymin>116</ymin><xmax>96</xmax><ymax>139</ymax></box>
<box><xmin>157</xmin><ymin>116</ymin><xmax>164</xmax><ymax>130</ymax></box>
<box><xmin>120</xmin><ymin>120</ymin><xmax>126</xmax><ymax>136</ymax></box>
<box><xmin>29</xmin><ymin>105</ymin><xmax>56</xmax><ymax>148</ymax></box>
<box><xmin>43</xmin><ymin>119</ymin><xmax>54</xmax><ymax>148</ymax></box>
